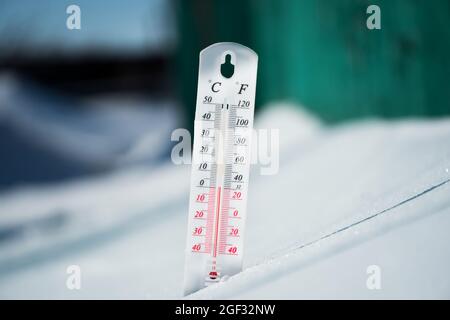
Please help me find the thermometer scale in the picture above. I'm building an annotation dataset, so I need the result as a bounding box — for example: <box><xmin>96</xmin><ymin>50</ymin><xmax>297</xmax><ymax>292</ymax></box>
<box><xmin>183</xmin><ymin>43</ymin><xmax>258</xmax><ymax>295</ymax></box>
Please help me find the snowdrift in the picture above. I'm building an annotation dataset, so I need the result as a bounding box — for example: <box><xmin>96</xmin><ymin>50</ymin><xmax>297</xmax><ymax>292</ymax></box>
<box><xmin>0</xmin><ymin>104</ymin><xmax>449</xmax><ymax>299</ymax></box>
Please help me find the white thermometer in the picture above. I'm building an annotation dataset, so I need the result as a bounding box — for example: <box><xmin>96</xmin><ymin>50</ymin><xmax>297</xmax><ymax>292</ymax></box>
<box><xmin>183</xmin><ymin>42</ymin><xmax>258</xmax><ymax>295</ymax></box>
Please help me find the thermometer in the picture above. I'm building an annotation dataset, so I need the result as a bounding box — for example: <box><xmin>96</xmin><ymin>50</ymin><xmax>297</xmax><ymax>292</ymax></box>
<box><xmin>183</xmin><ymin>43</ymin><xmax>258</xmax><ymax>295</ymax></box>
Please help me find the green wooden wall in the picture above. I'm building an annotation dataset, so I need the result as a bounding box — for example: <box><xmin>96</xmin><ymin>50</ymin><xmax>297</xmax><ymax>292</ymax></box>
<box><xmin>175</xmin><ymin>0</ymin><xmax>450</xmax><ymax>126</ymax></box>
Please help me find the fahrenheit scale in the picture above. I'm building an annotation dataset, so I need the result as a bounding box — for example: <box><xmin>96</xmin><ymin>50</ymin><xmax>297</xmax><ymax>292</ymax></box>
<box><xmin>183</xmin><ymin>43</ymin><xmax>258</xmax><ymax>295</ymax></box>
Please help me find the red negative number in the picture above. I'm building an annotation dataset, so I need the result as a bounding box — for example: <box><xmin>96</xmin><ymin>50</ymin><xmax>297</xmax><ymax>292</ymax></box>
<box><xmin>232</xmin><ymin>192</ymin><xmax>242</xmax><ymax>199</ymax></box>
<box><xmin>228</xmin><ymin>246</ymin><xmax>237</xmax><ymax>254</ymax></box>
<box><xmin>195</xmin><ymin>210</ymin><xmax>204</xmax><ymax>218</ymax></box>
<box><xmin>193</xmin><ymin>227</ymin><xmax>203</xmax><ymax>235</ymax></box>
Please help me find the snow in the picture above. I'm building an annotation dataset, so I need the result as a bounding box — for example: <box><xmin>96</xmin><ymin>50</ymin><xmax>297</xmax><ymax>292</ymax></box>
<box><xmin>0</xmin><ymin>74</ymin><xmax>180</xmax><ymax>168</ymax></box>
<box><xmin>191</xmin><ymin>182</ymin><xmax>450</xmax><ymax>299</ymax></box>
<box><xmin>0</xmin><ymin>102</ymin><xmax>449</xmax><ymax>299</ymax></box>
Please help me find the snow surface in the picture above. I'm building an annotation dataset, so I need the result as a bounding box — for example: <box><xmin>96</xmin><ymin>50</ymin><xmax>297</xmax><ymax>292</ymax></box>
<box><xmin>0</xmin><ymin>103</ymin><xmax>449</xmax><ymax>299</ymax></box>
<box><xmin>0</xmin><ymin>73</ymin><xmax>180</xmax><ymax>168</ymax></box>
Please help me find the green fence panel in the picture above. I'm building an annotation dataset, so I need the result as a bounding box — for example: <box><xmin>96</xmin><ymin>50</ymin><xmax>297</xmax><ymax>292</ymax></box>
<box><xmin>175</xmin><ymin>0</ymin><xmax>450</xmax><ymax>126</ymax></box>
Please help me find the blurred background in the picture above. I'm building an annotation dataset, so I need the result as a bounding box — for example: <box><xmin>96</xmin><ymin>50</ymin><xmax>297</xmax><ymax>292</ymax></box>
<box><xmin>1</xmin><ymin>0</ymin><xmax>449</xmax><ymax>189</ymax></box>
<box><xmin>0</xmin><ymin>0</ymin><xmax>449</xmax><ymax>299</ymax></box>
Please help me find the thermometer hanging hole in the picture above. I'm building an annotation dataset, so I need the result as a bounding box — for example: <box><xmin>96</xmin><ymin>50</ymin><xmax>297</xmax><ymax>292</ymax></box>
<box><xmin>221</xmin><ymin>54</ymin><xmax>234</xmax><ymax>78</ymax></box>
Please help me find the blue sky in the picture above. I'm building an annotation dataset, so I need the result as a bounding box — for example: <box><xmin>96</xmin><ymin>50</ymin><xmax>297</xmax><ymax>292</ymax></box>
<box><xmin>0</xmin><ymin>0</ymin><xmax>176</xmax><ymax>56</ymax></box>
